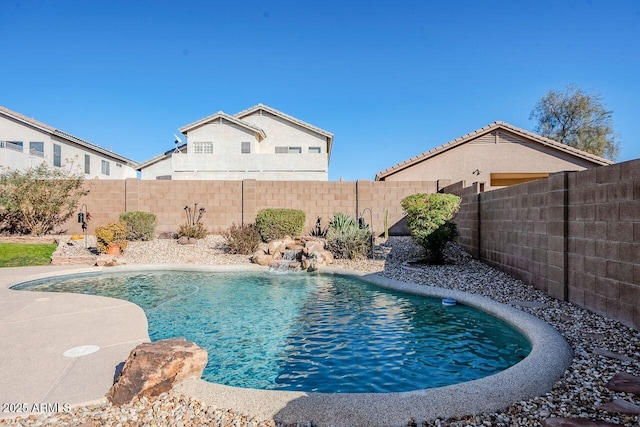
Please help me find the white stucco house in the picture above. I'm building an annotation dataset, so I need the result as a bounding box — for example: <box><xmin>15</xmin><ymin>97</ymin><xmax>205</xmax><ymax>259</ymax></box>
<box><xmin>0</xmin><ymin>106</ymin><xmax>137</xmax><ymax>179</ymax></box>
<box><xmin>138</xmin><ymin>103</ymin><xmax>334</xmax><ymax>181</ymax></box>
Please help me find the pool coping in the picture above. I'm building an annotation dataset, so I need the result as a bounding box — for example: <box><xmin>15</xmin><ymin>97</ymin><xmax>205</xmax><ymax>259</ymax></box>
<box><xmin>0</xmin><ymin>264</ymin><xmax>573</xmax><ymax>426</ymax></box>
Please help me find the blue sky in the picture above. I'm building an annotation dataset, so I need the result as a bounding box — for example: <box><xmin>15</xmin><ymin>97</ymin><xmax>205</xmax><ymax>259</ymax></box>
<box><xmin>2</xmin><ymin>0</ymin><xmax>639</xmax><ymax>181</ymax></box>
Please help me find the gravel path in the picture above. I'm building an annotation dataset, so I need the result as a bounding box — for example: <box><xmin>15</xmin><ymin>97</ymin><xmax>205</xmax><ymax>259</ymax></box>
<box><xmin>3</xmin><ymin>237</ymin><xmax>639</xmax><ymax>426</ymax></box>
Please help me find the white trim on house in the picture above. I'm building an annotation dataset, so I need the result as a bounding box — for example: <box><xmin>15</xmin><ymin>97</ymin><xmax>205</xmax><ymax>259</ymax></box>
<box><xmin>0</xmin><ymin>106</ymin><xmax>138</xmax><ymax>179</ymax></box>
<box><xmin>139</xmin><ymin>104</ymin><xmax>333</xmax><ymax>181</ymax></box>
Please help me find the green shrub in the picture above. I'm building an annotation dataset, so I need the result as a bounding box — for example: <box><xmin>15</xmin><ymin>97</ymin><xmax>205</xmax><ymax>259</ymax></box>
<box><xmin>325</xmin><ymin>212</ymin><xmax>371</xmax><ymax>259</ymax></box>
<box><xmin>401</xmin><ymin>193</ymin><xmax>461</xmax><ymax>264</ymax></box>
<box><xmin>255</xmin><ymin>208</ymin><xmax>305</xmax><ymax>242</ymax></box>
<box><xmin>0</xmin><ymin>163</ymin><xmax>87</xmax><ymax>235</ymax></box>
<box><xmin>95</xmin><ymin>221</ymin><xmax>128</xmax><ymax>253</ymax></box>
<box><xmin>119</xmin><ymin>211</ymin><xmax>157</xmax><ymax>241</ymax></box>
<box><xmin>423</xmin><ymin>222</ymin><xmax>459</xmax><ymax>264</ymax></box>
<box><xmin>222</xmin><ymin>223</ymin><xmax>261</xmax><ymax>255</ymax></box>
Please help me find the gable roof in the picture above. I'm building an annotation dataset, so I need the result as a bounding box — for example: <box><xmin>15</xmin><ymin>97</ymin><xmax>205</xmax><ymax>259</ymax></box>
<box><xmin>234</xmin><ymin>103</ymin><xmax>334</xmax><ymax>157</ymax></box>
<box><xmin>179</xmin><ymin>111</ymin><xmax>267</xmax><ymax>140</ymax></box>
<box><xmin>375</xmin><ymin>121</ymin><xmax>613</xmax><ymax>181</ymax></box>
<box><xmin>137</xmin><ymin>143</ymin><xmax>187</xmax><ymax>170</ymax></box>
<box><xmin>0</xmin><ymin>106</ymin><xmax>137</xmax><ymax>166</ymax></box>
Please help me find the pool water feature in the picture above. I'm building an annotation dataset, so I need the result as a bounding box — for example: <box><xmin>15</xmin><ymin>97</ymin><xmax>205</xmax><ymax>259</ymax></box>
<box><xmin>15</xmin><ymin>271</ymin><xmax>531</xmax><ymax>393</ymax></box>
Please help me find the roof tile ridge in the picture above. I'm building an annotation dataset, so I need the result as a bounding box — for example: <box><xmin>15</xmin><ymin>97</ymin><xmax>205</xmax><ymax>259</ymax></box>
<box><xmin>235</xmin><ymin>103</ymin><xmax>334</xmax><ymax>138</ymax></box>
<box><xmin>496</xmin><ymin>121</ymin><xmax>613</xmax><ymax>165</ymax></box>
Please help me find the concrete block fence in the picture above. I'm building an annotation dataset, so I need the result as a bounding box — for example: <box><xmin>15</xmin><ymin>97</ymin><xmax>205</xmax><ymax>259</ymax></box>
<box><xmin>61</xmin><ymin>179</ymin><xmax>442</xmax><ymax>239</ymax></box>
<box><xmin>446</xmin><ymin>158</ymin><xmax>640</xmax><ymax>329</ymax></box>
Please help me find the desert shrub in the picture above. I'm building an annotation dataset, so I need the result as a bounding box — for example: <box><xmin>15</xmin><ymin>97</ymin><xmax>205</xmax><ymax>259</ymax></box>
<box><xmin>0</xmin><ymin>164</ymin><xmax>87</xmax><ymax>235</ymax></box>
<box><xmin>177</xmin><ymin>222</ymin><xmax>207</xmax><ymax>239</ymax></box>
<box><xmin>222</xmin><ymin>223</ymin><xmax>261</xmax><ymax>254</ymax></box>
<box><xmin>119</xmin><ymin>211</ymin><xmax>157</xmax><ymax>241</ymax></box>
<box><xmin>95</xmin><ymin>221</ymin><xmax>128</xmax><ymax>253</ymax></box>
<box><xmin>401</xmin><ymin>193</ymin><xmax>461</xmax><ymax>264</ymax></box>
<box><xmin>325</xmin><ymin>212</ymin><xmax>371</xmax><ymax>259</ymax></box>
<box><xmin>255</xmin><ymin>208</ymin><xmax>305</xmax><ymax>242</ymax></box>
<box><xmin>177</xmin><ymin>203</ymin><xmax>207</xmax><ymax>239</ymax></box>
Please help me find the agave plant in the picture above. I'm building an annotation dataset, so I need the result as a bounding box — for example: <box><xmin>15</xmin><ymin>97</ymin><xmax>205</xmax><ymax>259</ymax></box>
<box><xmin>328</xmin><ymin>212</ymin><xmax>358</xmax><ymax>233</ymax></box>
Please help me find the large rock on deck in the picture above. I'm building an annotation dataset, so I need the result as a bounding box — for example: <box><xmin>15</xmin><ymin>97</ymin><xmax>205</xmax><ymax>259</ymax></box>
<box><xmin>106</xmin><ymin>338</ymin><xmax>208</xmax><ymax>405</ymax></box>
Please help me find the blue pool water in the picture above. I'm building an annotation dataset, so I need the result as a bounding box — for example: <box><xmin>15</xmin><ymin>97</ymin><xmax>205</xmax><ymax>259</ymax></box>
<box><xmin>15</xmin><ymin>271</ymin><xmax>531</xmax><ymax>393</ymax></box>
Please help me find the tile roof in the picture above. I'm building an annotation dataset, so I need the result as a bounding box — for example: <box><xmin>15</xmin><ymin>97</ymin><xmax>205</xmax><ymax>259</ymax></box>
<box><xmin>374</xmin><ymin>121</ymin><xmax>613</xmax><ymax>180</ymax></box>
<box><xmin>178</xmin><ymin>111</ymin><xmax>267</xmax><ymax>139</ymax></box>
<box><xmin>0</xmin><ymin>106</ymin><xmax>137</xmax><ymax>165</ymax></box>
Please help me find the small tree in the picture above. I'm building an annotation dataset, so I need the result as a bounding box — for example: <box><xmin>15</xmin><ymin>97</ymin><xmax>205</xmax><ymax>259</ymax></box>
<box><xmin>401</xmin><ymin>193</ymin><xmax>461</xmax><ymax>264</ymax></box>
<box><xmin>0</xmin><ymin>164</ymin><xmax>87</xmax><ymax>235</ymax></box>
<box><xmin>530</xmin><ymin>84</ymin><xmax>619</xmax><ymax>160</ymax></box>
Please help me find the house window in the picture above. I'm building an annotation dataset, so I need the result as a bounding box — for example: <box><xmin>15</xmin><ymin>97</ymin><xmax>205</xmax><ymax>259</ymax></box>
<box><xmin>30</xmin><ymin>141</ymin><xmax>44</xmax><ymax>157</ymax></box>
<box><xmin>241</xmin><ymin>141</ymin><xmax>251</xmax><ymax>154</ymax></box>
<box><xmin>84</xmin><ymin>154</ymin><xmax>90</xmax><ymax>174</ymax></box>
<box><xmin>2</xmin><ymin>141</ymin><xmax>23</xmax><ymax>152</ymax></box>
<box><xmin>193</xmin><ymin>141</ymin><xmax>213</xmax><ymax>154</ymax></box>
<box><xmin>101</xmin><ymin>160</ymin><xmax>110</xmax><ymax>176</ymax></box>
<box><xmin>116</xmin><ymin>162</ymin><xmax>122</xmax><ymax>167</ymax></box>
<box><xmin>53</xmin><ymin>144</ymin><xmax>61</xmax><ymax>167</ymax></box>
<box><xmin>275</xmin><ymin>146</ymin><xmax>302</xmax><ymax>153</ymax></box>
<box><xmin>308</xmin><ymin>146</ymin><xmax>321</xmax><ymax>154</ymax></box>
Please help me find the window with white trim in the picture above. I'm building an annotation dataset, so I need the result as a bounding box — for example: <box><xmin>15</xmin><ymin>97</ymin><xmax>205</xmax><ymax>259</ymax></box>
<box><xmin>30</xmin><ymin>141</ymin><xmax>44</xmax><ymax>157</ymax></box>
<box><xmin>193</xmin><ymin>141</ymin><xmax>214</xmax><ymax>154</ymax></box>
<box><xmin>101</xmin><ymin>160</ymin><xmax>110</xmax><ymax>176</ymax></box>
<box><xmin>241</xmin><ymin>141</ymin><xmax>251</xmax><ymax>154</ymax></box>
<box><xmin>53</xmin><ymin>144</ymin><xmax>61</xmax><ymax>167</ymax></box>
<box><xmin>84</xmin><ymin>154</ymin><xmax>90</xmax><ymax>174</ymax></box>
<box><xmin>275</xmin><ymin>146</ymin><xmax>302</xmax><ymax>154</ymax></box>
<box><xmin>308</xmin><ymin>146</ymin><xmax>321</xmax><ymax>153</ymax></box>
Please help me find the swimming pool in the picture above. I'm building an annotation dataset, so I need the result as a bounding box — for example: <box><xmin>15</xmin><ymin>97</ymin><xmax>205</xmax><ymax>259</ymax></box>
<box><xmin>15</xmin><ymin>270</ymin><xmax>531</xmax><ymax>393</ymax></box>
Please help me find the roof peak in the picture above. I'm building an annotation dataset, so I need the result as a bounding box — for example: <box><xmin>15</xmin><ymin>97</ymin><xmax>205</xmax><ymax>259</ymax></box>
<box><xmin>375</xmin><ymin>120</ymin><xmax>612</xmax><ymax>180</ymax></box>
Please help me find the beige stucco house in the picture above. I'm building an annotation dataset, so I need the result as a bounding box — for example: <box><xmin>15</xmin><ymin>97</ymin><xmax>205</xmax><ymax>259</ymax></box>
<box><xmin>0</xmin><ymin>106</ymin><xmax>137</xmax><ymax>179</ymax></box>
<box><xmin>138</xmin><ymin>103</ymin><xmax>334</xmax><ymax>181</ymax></box>
<box><xmin>375</xmin><ymin>121</ymin><xmax>612</xmax><ymax>188</ymax></box>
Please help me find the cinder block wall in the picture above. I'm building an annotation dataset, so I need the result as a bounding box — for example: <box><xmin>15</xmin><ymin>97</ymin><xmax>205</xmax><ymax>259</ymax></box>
<box><xmin>447</xmin><ymin>158</ymin><xmax>640</xmax><ymax>328</ymax></box>
<box><xmin>60</xmin><ymin>179</ymin><xmax>439</xmax><ymax>237</ymax></box>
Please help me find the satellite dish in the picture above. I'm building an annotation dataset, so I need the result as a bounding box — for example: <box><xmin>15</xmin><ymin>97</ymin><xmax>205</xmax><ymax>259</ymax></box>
<box><xmin>173</xmin><ymin>133</ymin><xmax>183</xmax><ymax>144</ymax></box>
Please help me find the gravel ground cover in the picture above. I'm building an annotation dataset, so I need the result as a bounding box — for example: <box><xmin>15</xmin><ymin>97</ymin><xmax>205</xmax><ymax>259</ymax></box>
<box><xmin>3</xmin><ymin>236</ymin><xmax>639</xmax><ymax>426</ymax></box>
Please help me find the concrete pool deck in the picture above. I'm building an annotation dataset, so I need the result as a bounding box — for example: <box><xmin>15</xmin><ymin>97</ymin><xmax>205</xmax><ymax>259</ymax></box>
<box><xmin>0</xmin><ymin>264</ymin><xmax>573</xmax><ymax>426</ymax></box>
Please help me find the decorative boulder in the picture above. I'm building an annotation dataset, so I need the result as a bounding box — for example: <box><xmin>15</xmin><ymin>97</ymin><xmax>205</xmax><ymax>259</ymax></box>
<box><xmin>252</xmin><ymin>252</ymin><xmax>273</xmax><ymax>267</ymax></box>
<box><xmin>106</xmin><ymin>338</ymin><xmax>208</xmax><ymax>406</ymax></box>
<box><xmin>319</xmin><ymin>250</ymin><xmax>334</xmax><ymax>265</ymax></box>
<box><xmin>157</xmin><ymin>232</ymin><xmax>177</xmax><ymax>239</ymax></box>
<box><xmin>267</xmin><ymin>240</ymin><xmax>285</xmax><ymax>256</ymax></box>
<box><xmin>95</xmin><ymin>255</ymin><xmax>126</xmax><ymax>267</ymax></box>
<box><xmin>304</xmin><ymin>240</ymin><xmax>325</xmax><ymax>255</ymax></box>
